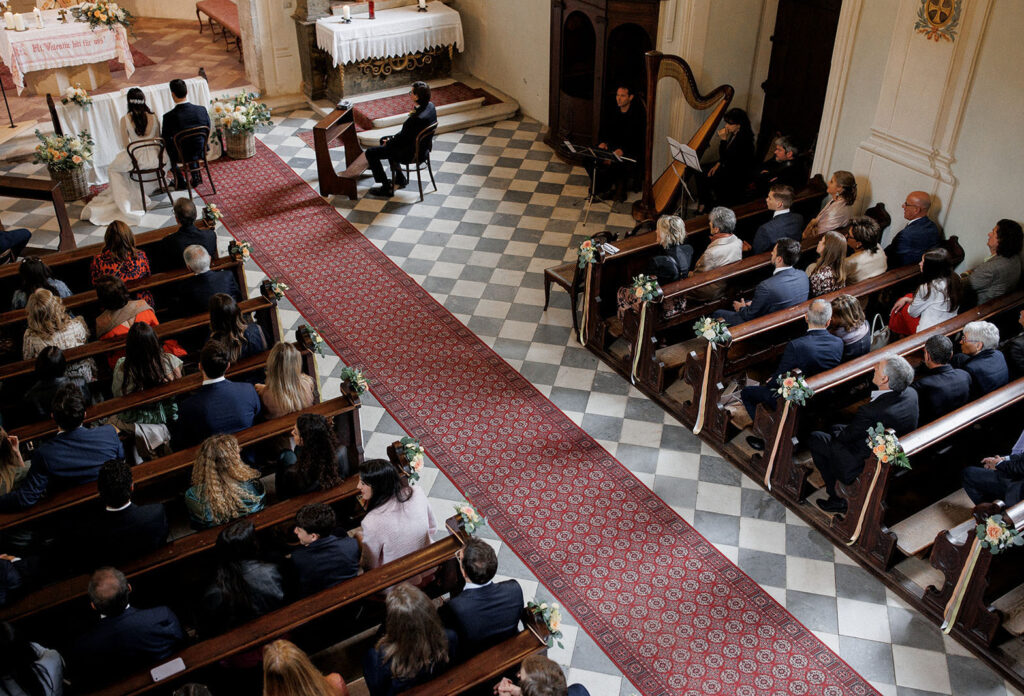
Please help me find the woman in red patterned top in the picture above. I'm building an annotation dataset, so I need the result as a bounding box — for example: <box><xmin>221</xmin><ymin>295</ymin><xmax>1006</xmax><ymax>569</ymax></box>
<box><xmin>89</xmin><ymin>221</ymin><xmax>154</xmax><ymax>309</ymax></box>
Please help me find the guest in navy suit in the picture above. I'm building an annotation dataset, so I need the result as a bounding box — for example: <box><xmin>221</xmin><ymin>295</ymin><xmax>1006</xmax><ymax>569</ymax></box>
<box><xmin>151</xmin><ymin>198</ymin><xmax>218</xmax><ymax>272</ymax></box>
<box><xmin>963</xmin><ymin>426</ymin><xmax>1024</xmax><ymax>507</ymax></box>
<box><xmin>440</xmin><ymin>538</ymin><xmax>524</xmax><ymax>657</ymax></box>
<box><xmin>289</xmin><ymin>503</ymin><xmax>360</xmax><ymax>596</ymax></box>
<box><xmin>0</xmin><ymin>383</ymin><xmax>123</xmax><ymax>511</ymax></box>
<box><xmin>70</xmin><ymin>567</ymin><xmax>184</xmax><ymax>688</ymax></box>
<box><xmin>173</xmin><ymin>340</ymin><xmax>260</xmax><ymax>448</ymax></box>
<box><xmin>366</xmin><ymin>81</ymin><xmax>437</xmax><ymax>198</ymax></box>
<box><xmin>951</xmin><ymin>320</ymin><xmax>1009</xmax><ymax>398</ymax></box>
<box><xmin>885</xmin><ymin>191</ymin><xmax>941</xmax><ymax>267</ymax></box>
<box><xmin>494</xmin><ymin>654</ymin><xmax>592</xmax><ymax>696</ymax></box>
<box><xmin>179</xmin><ymin>245</ymin><xmax>242</xmax><ymax>317</ymax></box>
<box><xmin>741</xmin><ymin>299</ymin><xmax>844</xmax><ymax>437</ymax></box>
<box><xmin>911</xmin><ymin>335</ymin><xmax>971</xmax><ymax>424</ymax></box>
<box><xmin>747</xmin><ymin>184</ymin><xmax>804</xmax><ymax>255</ymax></box>
<box><xmin>713</xmin><ymin>238</ymin><xmax>809</xmax><ymax>325</ymax></box>
<box><xmin>809</xmin><ymin>356</ymin><xmax>919</xmax><ymax>513</ymax></box>
<box><xmin>0</xmin><ymin>219</ymin><xmax>31</xmax><ymax>261</ymax></box>
<box><xmin>162</xmin><ymin>78</ymin><xmax>212</xmax><ymax>189</ymax></box>
<box><xmin>88</xmin><ymin>458</ymin><xmax>169</xmax><ymax>566</ymax></box>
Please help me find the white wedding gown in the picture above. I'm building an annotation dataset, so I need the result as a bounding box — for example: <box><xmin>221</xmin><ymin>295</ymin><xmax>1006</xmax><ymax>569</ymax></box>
<box><xmin>81</xmin><ymin>113</ymin><xmax>164</xmax><ymax>227</ymax></box>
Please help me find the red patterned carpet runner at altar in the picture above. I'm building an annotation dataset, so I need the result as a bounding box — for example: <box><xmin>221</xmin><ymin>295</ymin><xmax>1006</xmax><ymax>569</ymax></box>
<box><xmin>0</xmin><ymin>47</ymin><xmax>154</xmax><ymax>91</ymax></box>
<box><xmin>196</xmin><ymin>141</ymin><xmax>878</xmax><ymax>696</ymax></box>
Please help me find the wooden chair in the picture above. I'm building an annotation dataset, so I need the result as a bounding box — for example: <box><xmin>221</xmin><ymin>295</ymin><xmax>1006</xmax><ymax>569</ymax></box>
<box><xmin>401</xmin><ymin>122</ymin><xmax>439</xmax><ymax>202</ymax></box>
<box><xmin>127</xmin><ymin>139</ymin><xmax>173</xmax><ymax>213</ymax></box>
<box><xmin>172</xmin><ymin>126</ymin><xmax>217</xmax><ymax>199</ymax></box>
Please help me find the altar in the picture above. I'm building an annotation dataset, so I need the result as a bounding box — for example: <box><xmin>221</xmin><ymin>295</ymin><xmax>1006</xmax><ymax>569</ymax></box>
<box><xmin>0</xmin><ymin>8</ymin><xmax>135</xmax><ymax>95</ymax></box>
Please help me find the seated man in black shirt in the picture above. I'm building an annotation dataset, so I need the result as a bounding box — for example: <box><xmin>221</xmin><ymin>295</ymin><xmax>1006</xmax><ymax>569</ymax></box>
<box><xmin>366</xmin><ymin>81</ymin><xmax>437</xmax><ymax>198</ymax></box>
<box><xmin>752</xmin><ymin>135</ymin><xmax>808</xmax><ymax>198</ymax></box>
<box><xmin>89</xmin><ymin>459</ymin><xmax>169</xmax><ymax>566</ymax></box>
<box><xmin>595</xmin><ymin>84</ymin><xmax>646</xmax><ymax>201</ymax></box>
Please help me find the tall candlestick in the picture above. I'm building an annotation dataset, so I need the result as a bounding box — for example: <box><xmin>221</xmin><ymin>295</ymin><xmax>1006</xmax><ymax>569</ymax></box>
<box><xmin>418</xmin><ymin>0</ymin><xmax>426</xmax><ymax>8</ymax></box>
<box><xmin>13</xmin><ymin>13</ymin><xmax>25</xmax><ymax>31</ymax></box>
<box><xmin>3</xmin><ymin>12</ymin><xmax>14</xmax><ymax>30</ymax></box>
<box><xmin>367</xmin><ymin>1</ymin><xmax>375</xmax><ymax>19</ymax></box>
<box><xmin>33</xmin><ymin>7</ymin><xmax>43</xmax><ymax>29</ymax></box>
<box><xmin>342</xmin><ymin>5</ymin><xmax>350</xmax><ymax>19</ymax></box>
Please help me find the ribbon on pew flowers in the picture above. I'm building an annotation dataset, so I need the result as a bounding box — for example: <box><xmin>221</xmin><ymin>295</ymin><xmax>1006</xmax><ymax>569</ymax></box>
<box><xmin>629</xmin><ymin>275</ymin><xmax>662</xmax><ymax>385</ymax></box>
<box><xmin>576</xmin><ymin>239</ymin><xmax>597</xmax><ymax>344</ymax></box>
<box><xmin>846</xmin><ymin>424</ymin><xmax>911</xmax><ymax>545</ymax></box>
<box><xmin>762</xmin><ymin>371</ymin><xmax>813</xmax><ymax>491</ymax></box>
<box><xmin>690</xmin><ymin>316</ymin><xmax>730</xmax><ymax>435</ymax></box>
<box><xmin>941</xmin><ymin>515</ymin><xmax>1023</xmax><ymax>634</ymax></box>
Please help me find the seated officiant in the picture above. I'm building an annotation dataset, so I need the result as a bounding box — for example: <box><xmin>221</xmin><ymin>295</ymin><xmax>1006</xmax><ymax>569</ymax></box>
<box><xmin>594</xmin><ymin>84</ymin><xmax>646</xmax><ymax>202</ymax></box>
<box><xmin>366</xmin><ymin>81</ymin><xmax>437</xmax><ymax>198</ymax></box>
<box><xmin>82</xmin><ymin>89</ymin><xmax>163</xmax><ymax>227</ymax></box>
<box><xmin>162</xmin><ymin>79</ymin><xmax>212</xmax><ymax>190</ymax></box>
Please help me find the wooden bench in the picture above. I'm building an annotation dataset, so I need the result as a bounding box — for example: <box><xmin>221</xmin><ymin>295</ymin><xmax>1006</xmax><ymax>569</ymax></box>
<box><xmin>195</xmin><ymin>0</ymin><xmax>242</xmax><ymax>60</ymax></box>
<box><xmin>0</xmin><ymin>175</ymin><xmax>75</xmax><ymax>253</ymax></box>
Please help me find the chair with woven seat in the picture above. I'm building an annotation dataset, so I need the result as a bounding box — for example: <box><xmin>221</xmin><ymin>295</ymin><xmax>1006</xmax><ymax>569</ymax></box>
<box><xmin>172</xmin><ymin>125</ymin><xmax>216</xmax><ymax>200</ymax></box>
<box><xmin>400</xmin><ymin>122</ymin><xmax>438</xmax><ymax>202</ymax></box>
<box><xmin>127</xmin><ymin>139</ymin><xmax>173</xmax><ymax>213</ymax></box>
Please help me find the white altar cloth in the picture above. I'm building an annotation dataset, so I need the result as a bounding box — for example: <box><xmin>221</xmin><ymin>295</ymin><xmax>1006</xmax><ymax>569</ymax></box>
<box><xmin>0</xmin><ymin>9</ymin><xmax>134</xmax><ymax>94</ymax></box>
<box><xmin>55</xmin><ymin>76</ymin><xmax>211</xmax><ymax>185</ymax></box>
<box><xmin>315</xmin><ymin>2</ymin><xmax>463</xmax><ymax>67</ymax></box>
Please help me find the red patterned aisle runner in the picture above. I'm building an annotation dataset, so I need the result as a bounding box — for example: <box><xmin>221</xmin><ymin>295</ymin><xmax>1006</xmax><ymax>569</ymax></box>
<box><xmin>197</xmin><ymin>141</ymin><xmax>877</xmax><ymax>696</ymax></box>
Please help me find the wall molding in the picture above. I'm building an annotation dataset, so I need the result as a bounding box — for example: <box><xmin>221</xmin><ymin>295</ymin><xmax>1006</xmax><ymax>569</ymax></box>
<box><xmin>811</xmin><ymin>0</ymin><xmax>864</xmax><ymax>178</ymax></box>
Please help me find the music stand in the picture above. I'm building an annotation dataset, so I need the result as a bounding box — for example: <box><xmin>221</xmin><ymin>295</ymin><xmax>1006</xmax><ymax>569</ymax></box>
<box><xmin>565</xmin><ymin>140</ymin><xmax>635</xmax><ymax>226</ymax></box>
<box><xmin>666</xmin><ymin>136</ymin><xmax>700</xmax><ymax>218</ymax></box>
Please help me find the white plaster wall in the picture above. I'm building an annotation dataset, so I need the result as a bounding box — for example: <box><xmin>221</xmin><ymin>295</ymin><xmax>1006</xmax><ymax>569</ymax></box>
<box><xmin>123</xmin><ymin>0</ymin><xmax>222</xmax><ymax>21</ymax></box>
<box><xmin>238</xmin><ymin>0</ymin><xmax>302</xmax><ymax>98</ymax></box>
<box><xmin>446</xmin><ymin>0</ymin><xmax>549</xmax><ymax>122</ymax></box>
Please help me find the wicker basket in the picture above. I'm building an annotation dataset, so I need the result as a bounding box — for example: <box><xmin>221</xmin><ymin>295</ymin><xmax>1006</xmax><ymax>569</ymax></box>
<box><xmin>225</xmin><ymin>132</ymin><xmax>256</xmax><ymax>160</ymax></box>
<box><xmin>48</xmin><ymin>165</ymin><xmax>89</xmax><ymax>201</ymax></box>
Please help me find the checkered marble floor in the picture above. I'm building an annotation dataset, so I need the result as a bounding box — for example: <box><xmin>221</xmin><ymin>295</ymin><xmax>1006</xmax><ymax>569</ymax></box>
<box><xmin>2</xmin><ymin>110</ymin><xmax>1022</xmax><ymax>696</ymax></box>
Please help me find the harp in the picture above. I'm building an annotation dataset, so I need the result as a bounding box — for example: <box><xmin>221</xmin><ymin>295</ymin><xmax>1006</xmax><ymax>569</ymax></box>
<box><xmin>632</xmin><ymin>51</ymin><xmax>734</xmax><ymax>222</ymax></box>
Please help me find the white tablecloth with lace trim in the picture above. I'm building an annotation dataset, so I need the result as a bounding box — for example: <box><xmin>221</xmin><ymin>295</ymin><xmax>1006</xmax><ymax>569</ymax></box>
<box><xmin>315</xmin><ymin>1</ymin><xmax>463</xmax><ymax>67</ymax></box>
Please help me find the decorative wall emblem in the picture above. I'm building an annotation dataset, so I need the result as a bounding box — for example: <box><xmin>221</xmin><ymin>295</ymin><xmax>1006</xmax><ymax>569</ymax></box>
<box><xmin>915</xmin><ymin>0</ymin><xmax>962</xmax><ymax>42</ymax></box>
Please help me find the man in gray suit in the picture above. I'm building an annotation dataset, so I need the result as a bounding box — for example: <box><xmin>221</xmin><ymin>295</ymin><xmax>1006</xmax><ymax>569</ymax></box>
<box><xmin>713</xmin><ymin>237</ymin><xmax>809</xmax><ymax>325</ymax></box>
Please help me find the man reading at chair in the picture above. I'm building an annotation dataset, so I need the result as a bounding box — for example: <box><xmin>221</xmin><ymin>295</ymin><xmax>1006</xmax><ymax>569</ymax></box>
<box><xmin>366</xmin><ymin>81</ymin><xmax>437</xmax><ymax>198</ymax></box>
<box><xmin>162</xmin><ymin>78</ymin><xmax>212</xmax><ymax>191</ymax></box>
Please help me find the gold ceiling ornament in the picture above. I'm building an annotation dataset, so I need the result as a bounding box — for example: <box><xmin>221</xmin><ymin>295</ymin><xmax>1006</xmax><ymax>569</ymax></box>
<box><xmin>354</xmin><ymin>44</ymin><xmax>452</xmax><ymax>77</ymax></box>
<box><xmin>914</xmin><ymin>0</ymin><xmax>962</xmax><ymax>43</ymax></box>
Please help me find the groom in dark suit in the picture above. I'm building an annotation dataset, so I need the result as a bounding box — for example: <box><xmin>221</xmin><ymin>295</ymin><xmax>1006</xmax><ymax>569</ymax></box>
<box><xmin>162</xmin><ymin>78</ymin><xmax>211</xmax><ymax>190</ymax></box>
<box><xmin>366</xmin><ymin>81</ymin><xmax>437</xmax><ymax>198</ymax></box>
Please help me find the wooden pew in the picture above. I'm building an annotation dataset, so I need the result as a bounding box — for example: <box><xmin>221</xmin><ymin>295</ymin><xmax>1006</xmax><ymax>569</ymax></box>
<box><xmin>84</xmin><ymin>518</ymin><xmax>470</xmax><ymax>695</ymax></box>
<box><xmin>924</xmin><ymin>499</ymin><xmax>1024</xmax><ymax>648</ymax></box>
<box><xmin>0</xmin><ymin>175</ymin><xmax>75</xmax><ymax>252</ymax></box>
<box><xmin>759</xmin><ymin>290</ymin><xmax>1024</xmax><ymax>503</ymax></box>
<box><xmin>833</xmin><ymin>376</ymin><xmax>1024</xmax><ymax>571</ymax></box>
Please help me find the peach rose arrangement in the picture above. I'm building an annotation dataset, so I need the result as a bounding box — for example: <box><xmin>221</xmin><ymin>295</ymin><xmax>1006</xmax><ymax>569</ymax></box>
<box><xmin>865</xmin><ymin>423</ymin><xmax>910</xmax><ymax>469</ymax></box>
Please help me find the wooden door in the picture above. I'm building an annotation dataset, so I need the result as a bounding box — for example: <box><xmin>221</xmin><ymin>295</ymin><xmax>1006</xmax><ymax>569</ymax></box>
<box><xmin>756</xmin><ymin>0</ymin><xmax>842</xmax><ymax>158</ymax></box>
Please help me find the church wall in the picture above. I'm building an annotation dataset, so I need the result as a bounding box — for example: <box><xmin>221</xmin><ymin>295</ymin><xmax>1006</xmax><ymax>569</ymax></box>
<box><xmin>447</xmin><ymin>0</ymin><xmax>550</xmax><ymax>122</ymax></box>
<box><xmin>124</xmin><ymin>0</ymin><xmax>223</xmax><ymax>21</ymax></box>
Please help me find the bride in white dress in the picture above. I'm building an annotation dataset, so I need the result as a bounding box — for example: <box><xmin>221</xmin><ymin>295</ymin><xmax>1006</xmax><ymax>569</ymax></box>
<box><xmin>82</xmin><ymin>88</ymin><xmax>166</xmax><ymax>227</ymax></box>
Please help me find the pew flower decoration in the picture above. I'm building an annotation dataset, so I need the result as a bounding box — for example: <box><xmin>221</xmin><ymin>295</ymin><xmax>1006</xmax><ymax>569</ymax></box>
<box><xmin>33</xmin><ymin>130</ymin><xmax>94</xmax><ymax>171</ymax></box>
<box><xmin>60</xmin><ymin>85</ymin><xmax>92</xmax><ymax>109</ymax></box>
<box><xmin>227</xmin><ymin>240</ymin><xmax>252</xmax><ymax>260</ymax></box>
<box><xmin>71</xmin><ymin>2</ymin><xmax>134</xmax><ymax>32</ymax></box>
<box><xmin>340</xmin><ymin>366</ymin><xmax>368</xmax><ymax>395</ymax></box>
<box><xmin>976</xmin><ymin>515</ymin><xmax>1023</xmax><ymax>554</ymax></box>
<box><xmin>692</xmin><ymin>316</ymin><xmax>731</xmax><ymax>349</ymax></box>
<box><xmin>775</xmin><ymin>371</ymin><xmax>814</xmax><ymax>406</ymax></box>
<box><xmin>630</xmin><ymin>274</ymin><xmax>660</xmax><ymax>302</ymax></box>
<box><xmin>400</xmin><ymin>436</ymin><xmax>425</xmax><ymax>484</ymax></box>
<box><xmin>211</xmin><ymin>92</ymin><xmax>273</xmax><ymax>135</ymax></box>
<box><xmin>454</xmin><ymin>501</ymin><xmax>485</xmax><ymax>534</ymax></box>
<box><xmin>577</xmin><ymin>239</ymin><xmax>597</xmax><ymax>268</ymax></box>
<box><xmin>297</xmin><ymin>324</ymin><xmax>326</xmax><ymax>357</ymax></box>
<box><xmin>266</xmin><ymin>279</ymin><xmax>289</xmax><ymax>300</ymax></box>
<box><xmin>527</xmin><ymin>600</ymin><xmax>564</xmax><ymax>648</ymax></box>
<box><xmin>202</xmin><ymin>204</ymin><xmax>223</xmax><ymax>227</ymax></box>
<box><xmin>865</xmin><ymin>423</ymin><xmax>911</xmax><ymax>469</ymax></box>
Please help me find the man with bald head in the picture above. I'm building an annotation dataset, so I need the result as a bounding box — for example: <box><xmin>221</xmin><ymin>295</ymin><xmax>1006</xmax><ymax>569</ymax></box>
<box><xmin>885</xmin><ymin>191</ymin><xmax>941</xmax><ymax>267</ymax></box>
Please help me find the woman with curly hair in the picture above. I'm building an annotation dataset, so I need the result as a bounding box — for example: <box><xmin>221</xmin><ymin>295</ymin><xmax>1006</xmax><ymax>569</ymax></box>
<box><xmin>89</xmin><ymin>221</ymin><xmax>155</xmax><ymax>308</ymax></box>
<box><xmin>209</xmin><ymin>293</ymin><xmax>267</xmax><ymax>363</ymax></box>
<box><xmin>276</xmin><ymin>414</ymin><xmax>346</xmax><ymax>498</ymax></box>
<box><xmin>22</xmin><ymin>288</ymin><xmax>95</xmax><ymax>384</ymax></box>
<box><xmin>256</xmin><ymin>342</ymin><xmax>315</xmax><ymax>420</ymax></box>
<box><xmin>263</xmin><ymin>639</ymin><xmax>347</xmax><ymax>696</ymax></box>
<box><xmin>185</xmin><ymin>433</ymin><xmax>266</xmax><ymax>529</ymax></box>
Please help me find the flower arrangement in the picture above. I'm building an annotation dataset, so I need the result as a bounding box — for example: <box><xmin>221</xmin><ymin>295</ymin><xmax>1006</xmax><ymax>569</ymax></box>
<box><xmin>265</xmin><ymin>279</ymin><xmax>289</xmax><ymax>300</ymax></box>
<box><xmin>400</xmin><ymin>436</ymin><xmax>425</xmax><ymax>484</ymax></box>
<box><xmin>775</xmin><ymin>371</ymin><xmax>814</xmax><ymax>405</ymax></box>
<box><xmin>210</xmin><ymin>92</ymin><xmax>273</xmax><ymax>135</ymax></box>
<box><xmin>227</xmin><ymin>240</ymin><xmax>251</xmax><ymax>260</ymax></box>
<box><xmin>865</xmin><ymin>423</ymin><xmax>911</xmax><ymax>469</ymax></box>
<box><xmin>526</xmin><ymin>600</ymin><xmax>564</xmax><ymax>648</ymax></box>
<box><xmin>577</xmin><ymin>239</ymin><xmax>597</xmax><ymax>269</ymax></box>
<box><xmin>71</xmin><ymin>2</ymin><xmax>134</xmax><ymax>32</ymax></box>
<box><xmin>692</xmin><ymin>316</ymin><xmax>731</xmax><ymax>348</ymax></box>
<box><xmin>297</xmin><ymin>324</ymin><xmax>326</xmax><ymax>357</ymax></box>
<box><xmin>976</xmin><ymin>515</ymin><xmax>1024</xmax><ymax>554</ymax></box>
<box><xmin>32</xmin><ymin>130</ymin><xmax>94</xmax><ymax>171</ymax></box>
<box><xmin>454</xmin><ymin>501</ymin><xmax>485</xmax><ymax>534</ymax></box>
<box><xmin>202</xmin><ymin>204</ymin><xmax>223</xmax><ymax>226</ymax></box>
<box><xmin>630</xmin><ymin>274</ymin><xmax>660</xmax><ymax>303</ymax></box>
<box><xmin>60</xmin><ymin>85</ymin><xmax>92</xmax><ymax>109</ymax></box>
<box><xmin>340</xmin><ymin>366</ymin><xmax>368</xmax><ymax>395</ymax></box>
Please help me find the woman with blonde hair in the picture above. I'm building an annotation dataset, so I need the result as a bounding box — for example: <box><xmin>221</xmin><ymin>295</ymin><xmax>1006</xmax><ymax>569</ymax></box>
<box><xmin>804</xmin><ymin>231</ymin><xmax>847</xmax><ymax>297</ymax></box>
<box><xmin>89</xmin><ymin>221</ymin><xmax>154</xmax><ymax>308</ymax></box>
<box><xmin>256</xmin><ymin>342</ymin><xmax>315</xmax><ymax>419</ymax></box>
<box><xmin>362</xmin><ymin>583</ymin><xmax>455</xmax><ymax>695</ymax></box>
<box><xmin>803</xmin><ymin>170</ymin><xmax>857</xmax><ymax>238</ymax></box>
<box><xmin>263</xmin><ymin>639</ymin><xmax>347</xmax><ymax>696</ymax></box>
<box><xmin>185</xmin><ymin>433</ymin><xmax>266</xmax><ymax>528</ymax></box>
<box><xmin>829</xmin><ymin>294</ymin><xmax>870</xmax><ymax>360</ymax></box>
<box><xmin>0</xmin><ymin>430</ymin><xmax>28</xmax><ymax>497</ymax></box>
<box><xmin>616</xmin><ymin>215</ymin><xmax>693</xmax><ymax>317</ymax></box>
<box><xmin>23</xmin><ymin>288</ymin><xmax>96</xmax><ymax>384</ymax></box>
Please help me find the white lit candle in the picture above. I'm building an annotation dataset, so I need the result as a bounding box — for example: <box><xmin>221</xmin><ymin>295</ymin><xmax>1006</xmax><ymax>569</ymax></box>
<box><xmin>419</xmin><ymin>0</ymin><xmax>426</xmax><ymax>8</ymax></box>
<box><xmin>3</xmin><ymin>12</ymin><xmax>14</xmax><ymax>30</ymax></box>
<box><xmin>342</xmin><ymin>5</ymin><xmax>350</xmax><ymax>19</ymax></box>
<box><xmin>33</xmin><ymin>7</ymin><xmax>43</xmax><ymax>28</ymax></box>
<box><xmin>13</xmin><ymin>13</ymin><xmax>25</xmax><ymax>31</ymax></box>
